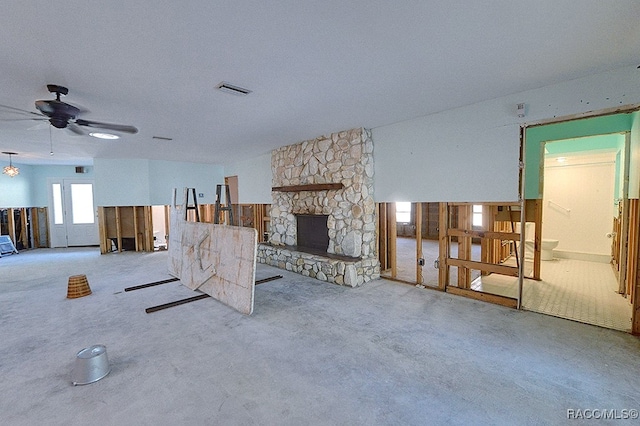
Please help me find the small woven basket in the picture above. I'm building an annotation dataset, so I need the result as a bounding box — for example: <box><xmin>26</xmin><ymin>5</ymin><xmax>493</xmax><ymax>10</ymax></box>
<box><xmin>67</xmin><ymin>275</ymin><xmax>92</xmax><ymax>299</ymax></box>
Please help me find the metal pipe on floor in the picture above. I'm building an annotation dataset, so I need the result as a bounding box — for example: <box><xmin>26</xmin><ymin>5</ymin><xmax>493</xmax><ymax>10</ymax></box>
<box><xmin>144</xmin><ymin>275</ymin><xmax>283</xmax><ymax>313</ymax></box>
<box><xmin>124</xmin><ymin>277</ymin><xmax>180</xmax><ymax>292</ymax></box>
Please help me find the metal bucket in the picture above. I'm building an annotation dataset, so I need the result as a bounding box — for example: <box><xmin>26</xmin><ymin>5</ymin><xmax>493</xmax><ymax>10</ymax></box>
<box><xmin>71</xmin><ymin>345</ymin><xmax>111</xmax><ymax>386</ymax></box>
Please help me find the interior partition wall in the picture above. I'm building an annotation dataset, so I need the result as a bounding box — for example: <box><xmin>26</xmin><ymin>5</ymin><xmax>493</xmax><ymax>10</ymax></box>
<box><xmin>377</xmin><ymin>201</ymin><xmax>525</xmax><ymax>307</ymax></box>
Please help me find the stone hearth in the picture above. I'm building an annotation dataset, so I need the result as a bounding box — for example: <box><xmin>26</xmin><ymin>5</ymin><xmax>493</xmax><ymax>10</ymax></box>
<box><xmin>256</xmin><ymin>127</ymin><xmax>380</xmax><ymax>287</ymax></box>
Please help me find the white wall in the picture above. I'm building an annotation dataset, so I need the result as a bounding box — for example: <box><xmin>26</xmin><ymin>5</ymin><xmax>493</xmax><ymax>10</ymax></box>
<box><xmin>94</xmin><ymin>158</ymin><xmax>224</xmax><ymax>206</ymax></box>
<box><xmin>373</xmin><ymin>65</ymin><xmax>640</xmax><ymax>202</ymax></box>
<box><xmin>147</xmin><ymin>160</ymin><xmax>224</xmax><ymax>205</ymax></box>
<box><xmin>30</xmin><ymin>165</ymin><xmax>94</xmax><ymax>207</ymax></box>
<box><xmin>222</xmin><ymin>152</ymin><xmax>272</xmax><ymax>204</ymax></box>
<box><xmin>94</xmin><ymin>159</ymin><xmax>151</xmax><ymax>206</ymax></box>
<box><xmin>542</xmin><ymin>153</ymin><xmax>615</xmax><ymax>256</ymax></box>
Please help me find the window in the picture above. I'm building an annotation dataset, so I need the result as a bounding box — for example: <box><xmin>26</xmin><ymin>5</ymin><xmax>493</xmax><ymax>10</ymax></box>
<box><xmin>70</xmin><ymin>184</ymin><xmax>95</xmax><ymax>224</ymax></box>
<box><xmin>52</xmin><ymin>183</ymin><xmax>63</xmax><ymax>225</ymax></box>
<box><xmin>472</xmin><ymin>204</ymin><xmax>483</xmax><ymax>227</ymax></box>
<box><xmin>396</xmin><ymin>202</ymin><xmax>411</xmax><ymax>223</ymax></box>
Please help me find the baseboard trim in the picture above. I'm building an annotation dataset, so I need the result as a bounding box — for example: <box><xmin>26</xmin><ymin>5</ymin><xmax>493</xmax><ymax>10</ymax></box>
<box><xmin>553</xmin><ymin>250</ymin><xmax>611</xmax><ymax>263</ymax></box>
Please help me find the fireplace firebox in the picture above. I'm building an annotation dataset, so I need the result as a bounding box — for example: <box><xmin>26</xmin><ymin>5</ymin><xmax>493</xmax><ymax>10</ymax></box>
<box><xmin>296</xmin><ymin>214</ymin><xmax>329</xmax><ymax>252</ymax></box>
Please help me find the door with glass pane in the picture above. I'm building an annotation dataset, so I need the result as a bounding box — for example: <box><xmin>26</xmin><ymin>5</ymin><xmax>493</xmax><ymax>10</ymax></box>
<box><xmin>48</xmin><ymin>179</ymin><xmax>99</xmax><ymax>247</ymax></box>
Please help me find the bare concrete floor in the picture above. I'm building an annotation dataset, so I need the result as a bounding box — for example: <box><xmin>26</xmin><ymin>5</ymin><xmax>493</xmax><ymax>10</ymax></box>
<box><xmin>1</xmin><ymin>248</ymin><xmax>639</xmax><ymax>425</ymax></box>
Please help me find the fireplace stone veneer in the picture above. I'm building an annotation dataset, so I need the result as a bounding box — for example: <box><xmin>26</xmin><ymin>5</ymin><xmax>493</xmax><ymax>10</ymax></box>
<box><xmin>257</xmin><ymin>127</ymin><xmax>380</xmax><ymax>287</ymax></box>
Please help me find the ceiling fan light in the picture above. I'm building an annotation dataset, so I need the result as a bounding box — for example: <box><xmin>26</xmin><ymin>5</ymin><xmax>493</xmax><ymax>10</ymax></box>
<box><xmin>89</xmin><ymin>132</ymin><xmax>119</xmax><ymax>140</ymax></box>
<box><xmin>2</xmin><ymin>151</ymin><xmax>19</xmax><ymax>177</ymax></box>
<box><xmin>3</xmin><ymin>164</ymin><xmax>19</xmax><ymax>177</ymax></box>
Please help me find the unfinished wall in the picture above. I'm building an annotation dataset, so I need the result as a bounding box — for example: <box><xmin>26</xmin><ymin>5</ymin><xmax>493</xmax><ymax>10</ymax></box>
<box><xmin>373</xmin><ymin>65</ymin><xmax>640</xmax><ymax>202</ymax></box>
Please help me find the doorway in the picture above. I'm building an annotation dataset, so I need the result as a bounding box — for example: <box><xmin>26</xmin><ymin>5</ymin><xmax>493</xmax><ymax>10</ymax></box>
<box><xmin>520</xmin><ymin>134</ymin><xmax>633</xmax><ymax>331</ymax></box>
<box><xmin>48</xmin><ymin>179</ymin><xmax>99</xmax><ymax>247</ymax></box>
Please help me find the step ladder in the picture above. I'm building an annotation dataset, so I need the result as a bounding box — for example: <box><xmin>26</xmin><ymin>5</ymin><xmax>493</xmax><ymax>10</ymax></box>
<box><xmin>214</xmin><ymin>184</ymin><xmax>234</xmax><ymax>225</ymax></box>
<box><xmin>0</xmin><ymin>235</ymin><xmax>19</xmax><ymax>257</ymax></box>
<box><xmin>184</xmin><ymin>187</ymin><xmax>200</xmax><ymax>222</ymax></box>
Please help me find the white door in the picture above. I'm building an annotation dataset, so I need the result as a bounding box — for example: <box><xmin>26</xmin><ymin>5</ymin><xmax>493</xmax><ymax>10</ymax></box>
<box><xmin>48</xmin><ymin>179</ymin><xmax>99</xmax><ymax>247</ymax></box>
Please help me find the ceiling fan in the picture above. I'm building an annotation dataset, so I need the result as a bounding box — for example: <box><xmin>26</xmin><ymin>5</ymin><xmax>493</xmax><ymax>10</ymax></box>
<box><xmin>0</xmin><ymin>84</ymin><xmax>138</xmax><ymax>135</ymax></box>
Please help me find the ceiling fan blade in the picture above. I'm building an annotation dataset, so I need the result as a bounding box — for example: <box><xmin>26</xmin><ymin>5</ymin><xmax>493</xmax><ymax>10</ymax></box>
<box><xmin>27</xmin><ymin>122</ymin><xmax>49</xmax><ymax>131</ymax></box>
<box><xmin>0</xmin><ymin>103</ymin><xmax>44</xmax><ymax>117</ymax></box>
<box><xmin>75</xmin><ymin>118</ymin><xmax>138</xmax><ymax>134</ymax></box>
<box><xmin>0</xmin><ymin>117</ymin><xmax>47</xmax><ymax>121</ymax></box>
<box><xmin>67</xmin><ymin>123</ymin><xmax>85</xmax><ymax>135</ymax></box>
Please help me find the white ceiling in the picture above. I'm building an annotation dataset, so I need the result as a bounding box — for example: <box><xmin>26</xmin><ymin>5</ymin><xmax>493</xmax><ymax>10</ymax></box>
<box><xmin>1</xmin><ymin>1</ymin><xmax>639</xmax><ymax>166</ymax></box>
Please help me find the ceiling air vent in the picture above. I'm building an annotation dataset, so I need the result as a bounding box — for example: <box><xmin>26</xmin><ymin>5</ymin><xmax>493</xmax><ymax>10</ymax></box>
<box><xmin>215</xmin><ymin>81</ymin><xmax>252</xmax><ymax>96</ymax></box>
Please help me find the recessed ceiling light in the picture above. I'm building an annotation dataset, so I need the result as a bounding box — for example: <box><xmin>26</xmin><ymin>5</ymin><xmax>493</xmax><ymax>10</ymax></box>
<box><xmin>89</xmin><ymin>132</ymin><xmax>119</xmax><ymax>140</ymax></box>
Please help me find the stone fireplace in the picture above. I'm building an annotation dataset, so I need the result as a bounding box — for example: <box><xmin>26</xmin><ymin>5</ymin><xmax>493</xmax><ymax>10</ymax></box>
<box><xmin>295</xmin><ymin>214</ymin><xmax>329</xmax><ymax>252</ymax></box>
<box><xmin>256</xmin><ymin>127</ymin><xmax>380</xmax><ymax>287</ymax></box>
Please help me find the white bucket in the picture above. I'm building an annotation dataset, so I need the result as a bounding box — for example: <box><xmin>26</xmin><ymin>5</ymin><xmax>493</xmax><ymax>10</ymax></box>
<box><xmin>71</xmin><ymin>345</ymin><xmax>111</xmax><ymax>386</ymax></box>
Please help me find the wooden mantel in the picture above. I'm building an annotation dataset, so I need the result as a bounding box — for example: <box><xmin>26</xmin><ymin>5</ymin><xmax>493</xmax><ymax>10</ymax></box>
<box><xmin>272</xmin><ymin>183</ymin><xmax>344</xmax><ymax>192</ymax></box>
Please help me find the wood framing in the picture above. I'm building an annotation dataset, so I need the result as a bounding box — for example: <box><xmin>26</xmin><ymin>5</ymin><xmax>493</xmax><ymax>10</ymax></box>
<box><xmin>415</xmin><ymin>202</ymin><xmax>423</xmax><ymax>284</ymax></box>
<box><xmin>7</xmin><ymin>208</ymin><xmax>15</xmax><ymax>244</ymax></box>
<box><xmin>98</xmin><ymin>206</ymin><xmax>155</xmax><ymax>254</ymax></box>
<box><xmin>456</xmin><ymin>204</ymin><xmax>472</xmax><ymax>288</ymax></box>
<box><xmin>377</xmin><ymin>203</ymin><xmax>388</xmax><ymax>271</ymax></box>
<box><xmin>388</xmin><ymin>203</ymin><xmax>397</xmax><ymax>279</ymax></box>
<box><xmin>446</xmin><ymin>286</ymin><xmax>518</xmax><ymax>308</ymax></box>
<box><xmin>447</xmin><ymin>258</ymin><xmax>519</xmax><ymax>277</ymax></box>
<box><xmin>438</xmin><ymin>202</ymin><xmax>448</xmax><ymax>290</ymax></box>
<box><xmin>634</xmin><ymin>203</ymin><xmax>640</xmax><ymax>334</ymax></box>
<box><xmin>627</xmin><ymin>199</ymin><xmax>639</xmax><ymax>303</ymax></box>
<box><xmin>618</xmin><ymin>198</ymin><xmax>631</xmax><ymax>294</ymax></box>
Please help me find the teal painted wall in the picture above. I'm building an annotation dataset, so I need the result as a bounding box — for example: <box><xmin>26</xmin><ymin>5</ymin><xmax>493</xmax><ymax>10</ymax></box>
<box><xmin>631</xmin><ymin>111</ymin><xmax>640</xmax><ymax>199</ymax></box>
<box><xmin>524</xmin><ymin>113</ymin><xmax>634</xmax><ymax>199</ymax></box>
<box><xmin>0</xmin><ymin>164</ymin><xmax>33</xmax><ymax>207</ymax></box>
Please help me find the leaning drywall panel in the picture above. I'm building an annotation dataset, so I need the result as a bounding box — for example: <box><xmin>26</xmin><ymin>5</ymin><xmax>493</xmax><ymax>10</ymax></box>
<box><xmin>167</xmin><ymin>201</ymin><xmax>257</xmax><ymax>315</ymax></box>
<box><xmin>182</xmin><ymin>222</ymin><xmax>257</xmax><ymax>314</ymax></box>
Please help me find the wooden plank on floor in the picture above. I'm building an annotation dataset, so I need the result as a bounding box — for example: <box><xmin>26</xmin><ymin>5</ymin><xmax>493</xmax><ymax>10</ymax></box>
<box><xmin>446</xmin><ymin>286</ymin><xmax>518</xmax><ymax>308</ymax></box>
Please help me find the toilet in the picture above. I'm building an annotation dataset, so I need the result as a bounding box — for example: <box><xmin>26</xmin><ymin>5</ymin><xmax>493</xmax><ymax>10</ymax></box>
<box><xmin>523</xmin><ymin>223</ymin><xmax>559</xmax><ymax>261</ymax></box>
